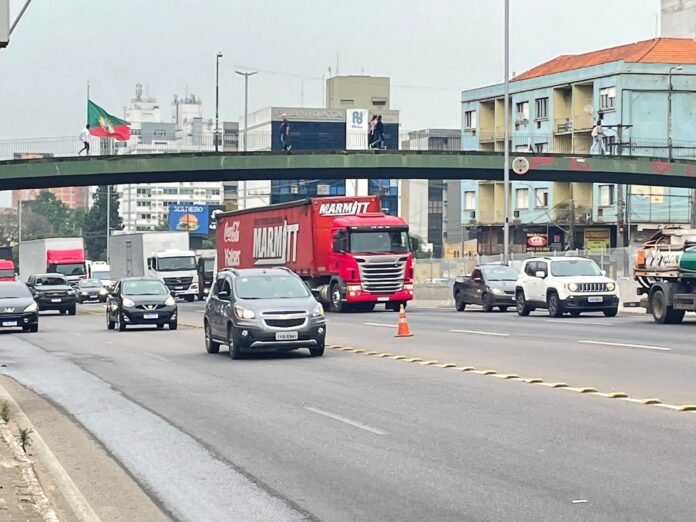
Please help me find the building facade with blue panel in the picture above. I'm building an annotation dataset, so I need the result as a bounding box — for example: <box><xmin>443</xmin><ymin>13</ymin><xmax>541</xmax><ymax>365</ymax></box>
<box><xmin>460</xmin><ymin>38</ymin><xmax>696</xmax><ymax>253</ymax></box>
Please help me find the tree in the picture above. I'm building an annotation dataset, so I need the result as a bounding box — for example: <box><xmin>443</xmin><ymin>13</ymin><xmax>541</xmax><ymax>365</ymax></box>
<box><xmin>31</xmin><ymin>191</ymin><xmax>78</xmax><ymax>236</ymax></box>
<box><xmin>83</xmin><ymin>186</ymin><xmax>123</xmax><ymax>261</ymax></box>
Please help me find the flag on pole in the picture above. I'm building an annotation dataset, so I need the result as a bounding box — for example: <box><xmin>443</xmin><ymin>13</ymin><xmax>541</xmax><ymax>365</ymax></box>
<box><xmin>87</xmin><ymin>100</ymin><xmax>131</xmax><ymax>141</ymax></box>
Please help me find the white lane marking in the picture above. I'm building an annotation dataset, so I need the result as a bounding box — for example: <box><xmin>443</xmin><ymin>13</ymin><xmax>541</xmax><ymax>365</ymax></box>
<box><xmin>304</xmin><ymin>406</ymin><xmax>387</xmax><ymax>435</ymax></box>
<box><xmin>363</xmin><ymin>322</ymin><xmax>395</xmax><ymax>328</ymax></box>
<box><xmin>546</xmin><ymin>320</ymin><xmax>615</xmax><ymax>326</ymax></box>
<box><xmin>578</xmin><ymin>340</ymin><xmax>671</xmax><ymax>352</ymax></box>
<box><xmin>144</xmin><ymin>353</ymin><xmax>169</xmax><ymax>362</ymax></box>
<box><xmin>450</xmin><ymin>329</ymin><xmax>509</xmax><ymax>337</ymax></box>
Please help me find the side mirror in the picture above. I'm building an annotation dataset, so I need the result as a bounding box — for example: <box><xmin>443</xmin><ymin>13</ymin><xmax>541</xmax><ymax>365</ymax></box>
<box><xmin>601</xmin><ymin>269</ymin><xmax>607</xmax><ymax>276</ymax></box>
<box><xmin>535</xmin><ymin>270</ymin><xmax>547</xmax><ymax>279</ymax></box>
<box><xmin>473</xmin><ymin>277</ymin><xmax>483</xmax><ymax>283</ymax></box>
<box><xmin>147</xmin><ymin>258</ymin><xmax>153</xmax><ymax>270</ymax></box>
<box><xmin>409</xmin><ymin>237</ymin><xmax>419</xmax><ymax>252</ymax></box>
<box><xmin>332</xmin><ymin>239</ymin><xmax>345</xmax><ymax>253</ymax></box>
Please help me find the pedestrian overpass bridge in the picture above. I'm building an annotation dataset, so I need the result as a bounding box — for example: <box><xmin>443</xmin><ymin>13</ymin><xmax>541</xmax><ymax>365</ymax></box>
<box><xmin>0</xmin><ymin>150</ymin><xmax>695</xmax><ymax>191</ymax></box>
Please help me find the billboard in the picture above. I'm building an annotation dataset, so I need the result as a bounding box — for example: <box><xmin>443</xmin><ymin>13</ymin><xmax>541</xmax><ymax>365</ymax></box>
<box><xmin>206</xmin><ymin>204</ymin><xmax>226</xmax><ymax>239</ymax></box>
<box><xmin>346</xmin><ymin>109</ymin><xmax>368</xmax><ymax>150</ymax></box>
<box><xmin>168</xmin><ymin>204</ymin><xmax>209</xmax><ymax>236</ymax></box>
<box><xmin>526</xmin><ymin>232</ymin><xmax>551</xmax><ymax>253</ymax></box>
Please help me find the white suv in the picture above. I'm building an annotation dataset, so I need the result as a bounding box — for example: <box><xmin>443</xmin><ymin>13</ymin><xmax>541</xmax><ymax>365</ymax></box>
<box><xmin>515</xmin><ymin>257</ymin><xmax>619</xmax><ymax>318</ymax></box>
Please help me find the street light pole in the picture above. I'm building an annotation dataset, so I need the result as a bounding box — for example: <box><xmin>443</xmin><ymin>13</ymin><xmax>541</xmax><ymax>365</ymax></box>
<box><xmin>668</xmin><ymin>65</ymin><xmax>682</xmax><ymax>162</ymax></box>
<box><xmin>235</xmin><ymin>70</ymin><xmax>257</xmax><ymax>152</ymax></box>
<box><xmin>106</xmin><ymin>186</ymin><xmax>111</xmax><ymax>263</ymax></box>
<box><xmin>215</xmin><ymin>52</ymin><xmax>223</xmax><ymax>152</ymax></box>
<box><xmin>503</xmin><ymin>0</ymin><xmax>511</xmax><ymax>264</ymax></box>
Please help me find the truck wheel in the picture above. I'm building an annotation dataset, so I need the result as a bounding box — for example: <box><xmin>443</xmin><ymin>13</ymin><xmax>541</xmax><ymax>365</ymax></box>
<box><xmin>481</xmin><ymin>293</ymin><xmax>494</xmax><ymax>312</ymax></box>
<box><xmin>516</xmin><ymin>290</ymin><xmax>531</xmax><ymax>316</ymax></box>
<box><xmin>651</xmin><ymin>289</ymin><xmax>684</xmax><ymax>324</ymax></box>
<box><xmin>547</xmin><ymin>292</ymin><xmax>563</xmax><ymax>317</ymax></box>
<box><xmin>329</xmin><ymin>283</ymin><xmax>345</xmax><ymax>313</ymax></box>
<box><xmin>455</xmin><ymin>293</ymin><xmax>466</xmax><ymax>312</ymax></box>
<box><xmin>184</xmin><ymin>295</ymin><xmax>194</xmax><ymax>303</ymax></box>
<box><xmin>387</xmin><ymin>302</ymin><xmax>405</xmax><ymax>312</ymax></box>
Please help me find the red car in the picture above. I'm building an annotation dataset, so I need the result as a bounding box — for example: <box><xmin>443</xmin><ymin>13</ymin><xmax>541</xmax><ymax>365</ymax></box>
<box><xmin>0</xmin><ymin>259</ymin><xmax>16</xmax><ymax>282</ymax></box>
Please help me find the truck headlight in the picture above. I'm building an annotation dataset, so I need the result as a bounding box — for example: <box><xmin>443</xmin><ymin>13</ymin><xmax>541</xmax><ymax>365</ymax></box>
<box><xmin>165</xmin><ymin>296</ymin><xmax>176</xmax><ymax>306</ymax></box>
<box><xmin>312</xmin><ymin>304</ymin><xmax>325</xmax><ymax>317</ymax></box>
<box><xmin>491</xmin><ymin>287</ymin><xmax>505</xmax><ymax>295</ymax></box>
<box><xmin>346</xmin><ymin>284</ymin><xmax>361</xmax><ymax>292</ymax></box>
<box><xmin>606</xmin><ymin>282</ymin><xmax>616</xmax><ymax>292</ymax></box>
<box><xmin>234</xmin><ymin>305</ymin><xmax>256</xmax><ymax>320</ymax></box>
<box><xmin>404</xmin><ymin>283</ymin><xmax>414</xmax><ymax>290</ymax></box>
<box><xmin>567</xmin><ymin>283</ymin><xmax>578</xmax><ymax>292</ymax></box>
<box><xmin>23</xmin><ymin>302</ymin><xmax>38</xmax><ymax>313</ymax></box>
<box><xmin>122</xmin><ymin>297</ymin><xmax>136</xmax><ymax>308</ymax></box>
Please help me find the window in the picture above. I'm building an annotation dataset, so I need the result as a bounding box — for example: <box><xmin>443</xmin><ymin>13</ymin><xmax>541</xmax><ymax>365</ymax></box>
<box><xmin>470</xmin><ymin>269</ymin><xmax>482</xmax><ymax>281</ymax></box>
<box><xmin>535</xmin><ymin>142</ymin><xmax>548</xmax><ymax>154</ymax></box>
<box><xmin>464</xmin><ymin>110</ymin><xmax>477</xmax><ymax>130</ymax></box>
<box><xmin>428</xmin><ymin>199</ymin><xmax>443</xmax><ymax>213</ymax></box>
<box><xmin>535</xmin><ymin>188</ymin><xmax>549</xmax><ymax>208</ymax></box>
<box><xmin>516</xmin><ymin>144</ymin><xmax>532</xmax><ymax>153</ymax></box>
<box><xmin>140</xmin><ymin>213</ymin><xmax>152</xmax><ymax>220</ymax></box>
<box><xmin>535</xmin><ymin>97</ymin><xmax>548</xmax><ymax>120</ymax></box>
<box><xmin>599</xmin><ymin>185</ymin><xmax>615</xmax><ymax>206</ymax></box>
<box><xmin>516</xmin><ymin>101</ymin><xmax>529</xmax><ymax>122</ymax></box>
<box><xmin>136</xmin><ymin>201</ymin><xmax>150</xmax><ymax>207</ymax></box>
<box><xmin>136</xmin><ymin>188</ymin><xmax>151</xmax><ymax>196</ymax></box>
<box><xmin>163</xmin><ymin>188</ymin><xmax>178</xmax><ymax>195</ymax></box>
<box><xmin>515</xmin><ymin>188</ymin><xmax>529</xmax><ymax>210</ymax></box>
<box><xmin>464</xmin><ymin>191</ymin><xmax>476</xmax><ymax>210</ymax></box>
<box><xmin>600</xmin><ymin>87</ymin><xmax>616</xmax><ymax>110</ymax></box>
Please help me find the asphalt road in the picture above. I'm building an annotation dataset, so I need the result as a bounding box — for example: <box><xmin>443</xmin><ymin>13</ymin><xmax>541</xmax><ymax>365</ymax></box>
<box><xmin>2</xmin><ymin>302</ymin><xmax>696</xmax><ymax>521</ymax></box>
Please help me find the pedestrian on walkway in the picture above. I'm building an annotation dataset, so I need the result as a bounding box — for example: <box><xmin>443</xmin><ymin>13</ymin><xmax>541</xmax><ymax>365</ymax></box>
<box><xmin>279</xmin><ymin>113</ymin><xmax>291</xmax><ymax>151</ymax></box>
<box><xmin>78</xmin><ymin>124</ymin><xmax>91</xmax><ymax>156</ymax></box>
<box><xmin>590</xmin><ymin>120</ymin><xmax>606</xmax><ymax>155</ymax></box>
<box><xmin>368</xmin><ymin>114</ymin><xmax>377</xmax><ymax>148</ymax></box>
<box><xmin>371</xmin><ymin>115</ymin><xmax>385</xmax><ymax>150</ymax></box>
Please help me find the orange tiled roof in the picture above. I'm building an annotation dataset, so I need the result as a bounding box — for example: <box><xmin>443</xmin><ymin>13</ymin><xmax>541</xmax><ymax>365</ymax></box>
<box><xmin>513</xmin><ymin>38</ymin><xmax>696</xmax><ymax>81</ymax></box>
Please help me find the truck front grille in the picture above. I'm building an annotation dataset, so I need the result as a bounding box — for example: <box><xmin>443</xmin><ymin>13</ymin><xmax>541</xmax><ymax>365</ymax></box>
<box><xmin>163</xmin><ymin>277</ymin><xmax>193</xmax><ymax>289</ymax></box>
<box><xmin>576</xmin><ymin>282</ymin><xmax>609</xmax><ymax>293</ymax></box>
<box><xmin>357</xmin><ymin>256</ymin><xmax>406</xmax><ymax>294</ymax></box>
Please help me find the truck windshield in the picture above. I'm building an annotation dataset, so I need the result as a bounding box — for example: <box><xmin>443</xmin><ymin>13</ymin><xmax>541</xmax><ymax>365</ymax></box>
<box><xmin>157</xmin><ymin>257</ymin><xmax>196</xmax><ymax>271</ymax></box>
<box><xmin>122</xmin><ymin>280</ymin><xmax>169</xmax><ymax>296</ymax></box>
<box><xmin>550</xmin><ymin>260</ymin><xmax>602</xmax><ymax>277</ymax></box>
<box><xmin>91</xmin><ymin>271</ymin><xmax>110</xmax><ymax>280</ymax></box>
<box><xmin>349</xmin><ymin>231</ymin><xmax>410</xmax><ymax>254</ymax></box>
<box><xmin>49</xmin><ymin>263</ymin><xmax>85</xmax><ymax>276</ymax></box>
<box><xmin>0</xmin><ymin>269</ymin><xmax>14</xmax><ymax>278</ymax></box>
<box><xmin>234</xmin><ymin>276</ymin><xmax>310</xmax><ymax>299</ymax></box>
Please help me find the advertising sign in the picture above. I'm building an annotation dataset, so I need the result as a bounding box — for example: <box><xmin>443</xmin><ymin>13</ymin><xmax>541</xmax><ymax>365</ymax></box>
<box><xmin>584</xmin><ymin>228</ymin><xmax>611</xmax><ymax>251</ymax></box>
<box><xmin>526</xmin><ymin>232</ymin><xmax>550</xmax><ymax>253</ymax></box>
<box><xmin>206</xmin><ymin>205</ymin><xmax>226</xmax><ymax>239</ymax></box>
<box><xmin>168</xmin><ymin>204</ymin><xmax>209</xmax><ymax>236</ymax></box>
<box><xmin>346</xmin><ymin>109</ymin><xmax>369</xmax><ymax>150</ymax></box>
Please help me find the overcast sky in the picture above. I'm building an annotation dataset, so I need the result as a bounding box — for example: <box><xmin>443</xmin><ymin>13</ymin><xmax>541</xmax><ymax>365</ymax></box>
<box><xmin>1</xmin><ymin>0</ymin><xmax>660</xmax><ymax>140</ymax></box>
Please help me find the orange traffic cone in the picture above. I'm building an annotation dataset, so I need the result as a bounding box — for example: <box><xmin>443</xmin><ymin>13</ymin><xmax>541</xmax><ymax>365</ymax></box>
<box><xmin>395</xmin><ymin>304</ymin><xmax>413</xmax><ymax>337</ymax></box>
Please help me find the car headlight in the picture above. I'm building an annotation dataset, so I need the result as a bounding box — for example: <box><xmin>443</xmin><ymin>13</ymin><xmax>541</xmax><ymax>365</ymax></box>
<box><xmin>491</xmin><ymin>287</ymin><xmax>505</xmax><ymax>295</ymax></box>
<box><xmin>122</xmin><ymin>297</ymin><xmax>136</xmax><ymax>308</ymax></box>
<box><xmin>234</xmin><ymin>305</ymin><xmax>256</xmax><ymax>320</ymax></box>
<box><xmin>567</xmin><ymin>282</ymin><xmax>578</xmax><ymax>292</ymax></box>
<box><xmin>606</xmin><ymin>282</ymin><xmax>616</xmax><ymax>292</ymax></box>
<box><xmin>23</xmin><ymin>302</ymin><xmax>38</xmax><ymax>313</ymax></box>
<box><xmin>81</xmin><ymin>291</ymin><xmax>89</xmax><ymax>296</ymax></box>
<box><xmin>312</xmin><ymin>304</ymin><xmax>325</xmax><ymax>317</ymax></box>
<box><xmin>165</xmin><ymin>295</ymin><xmax>176</xmax><ymax>306</ymax></box>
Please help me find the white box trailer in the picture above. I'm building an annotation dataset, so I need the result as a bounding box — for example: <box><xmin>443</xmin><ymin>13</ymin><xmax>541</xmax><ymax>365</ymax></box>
<box><xmin>18</xmin><ymin>238</ymin><xmax>86</xmax><ymax>284</ymax></box>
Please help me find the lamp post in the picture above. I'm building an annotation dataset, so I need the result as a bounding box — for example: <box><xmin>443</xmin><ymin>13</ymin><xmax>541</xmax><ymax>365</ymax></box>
<box><xmin>235</xmin><ymin>70</ymin><xmax>257</xmax><ymax>152</ymax></box>
<box><xmin>503</xmin><ymin>0</ymin><xmax>511</xmax><ymax>264</ymax></box>
<box><xmin>668</xmin><ymin>65</ymin><xmax>682</xmax><ymax>162</ymax></box>
<box><xmin>215</xmin><ymin>52</ymin><xmax>223</xmax><ymax>152</ymax></box>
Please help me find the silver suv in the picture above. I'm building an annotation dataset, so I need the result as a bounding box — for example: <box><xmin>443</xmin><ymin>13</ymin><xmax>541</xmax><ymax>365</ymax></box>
<box><xmin>203</xmin><ymin>267</ymin><xmax>327</xmax><ymax>359</ymax></box>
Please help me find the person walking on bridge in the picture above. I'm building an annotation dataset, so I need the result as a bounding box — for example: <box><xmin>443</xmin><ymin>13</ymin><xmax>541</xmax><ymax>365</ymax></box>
<box><xmin>371</xmin><ymin>114</ymin><xmax>385</xmax><ymax>150</ymax></box>
<box><xmin>78</xmin><ymin>124</ymin><xmax>91</xmax><ymax>156</ymax></box>
<box><xmin>279</xmin><ymin>113</ymin><xmax>291</xmax><ymax>151</ymax></box>
<box><xmin>590</xmin><ymin>120</ymin><xmax>606</xmax><ymax>155</ymax></box>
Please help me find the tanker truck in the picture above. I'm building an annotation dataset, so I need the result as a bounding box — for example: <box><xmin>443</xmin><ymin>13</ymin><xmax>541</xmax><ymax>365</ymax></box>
<box><xmin>634</xmin><ymin>227</ymin><xmax>696</xmax><ymax>324</ymax></box>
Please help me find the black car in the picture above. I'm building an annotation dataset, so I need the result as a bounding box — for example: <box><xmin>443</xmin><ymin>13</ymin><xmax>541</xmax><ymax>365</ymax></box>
<box><xmin>26</xmin><ymin>273</ymin><xmax>77</xmax><ymax>315</ymax></box>
<box><xmin>453</xmin><ymin>264</ymin><xmax>519</xmax><ymax>312</ymax></box>
<box><xmin>197</xmin><ymin>255</ymin><xmax>215</xmax><ymax>301</ymax></box>
<box><xmin>0</xmin><ymin>281</ymin><xmax>39</xmax><ymax>332</ymax></box>
<box><xmin>77</xmin><ymin>278</ymin><xmax>108</xmax><ymax>303</ymax></box>
<box><xmin>106</xmin><ymin>277</ymin><xmax>178</xmax><ymax>331</ymax></box>
<box><xmin>204</xmin><ymin>267</ymin><xmax>326</xmax><ymax>359</ymax></box>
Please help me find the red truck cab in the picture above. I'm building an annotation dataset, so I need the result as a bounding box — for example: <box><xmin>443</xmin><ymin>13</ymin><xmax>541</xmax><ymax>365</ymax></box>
<box><xmin>0</xmin><ymin>259</ymin><xmax>16</xmax><ymax>281</ymax></box>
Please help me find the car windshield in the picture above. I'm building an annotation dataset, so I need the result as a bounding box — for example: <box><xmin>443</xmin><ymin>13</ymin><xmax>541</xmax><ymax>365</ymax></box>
<box><xmin>481</xmin><ymin>266</ymin><xmax>519</xmax><ymax>281</ymax></box>
<box><xmin>234</xmin><ymin>275</ymin><xmax>310</xmax><ymax>299</ymax></box>
<box><xmin>122</xmin><ymin>280</ymin><xmax>169</xmax><ymax>296</ymax></box>
<box><xmin>35</xmin><ymin>276</ymin><xmax>68</xmax><ymax>286</ymax></box>
<box><xmin>0</xmin><ymin>283</ymin><xmax>30</xmax><ymax>299</ymax></box>
<box><xmin>349</xmin><ymin>231</ymin><xmax>410</xmax><ymax>254</ymax></box>
<box><xmin>91</xmin><ymin>271</ymin><xmax>110</xmax><ymax>280</ymax></box>
<box><xmin>157</xmin><ymin>256</ymin><xmax>196</xmax><ymax>271</ymax></box>
<box><xmin>80</xmin><ymin>279</ymin><xmax>102</xmax><ymax>288</ymax></box>
<box><xmin>49</xmin><ymin>263</ymin><xmax>86</xmax><ymax>276</ymax></box>
<box><xmin>0</xmin><ymin>269</ymin><xmax>14</xmax><ymax>278</ymax></box>
<box><xmin>550</xmin><ymin>259</ymin><xmax>602</xmax><ymax>277</ymax></box>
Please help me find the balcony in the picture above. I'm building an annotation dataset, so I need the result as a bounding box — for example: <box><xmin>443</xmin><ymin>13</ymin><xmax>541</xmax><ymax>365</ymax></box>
<box><xmin>554</xmin><ymin>118</ymin><xmax>572</xmax><ymax>134</ymax></box>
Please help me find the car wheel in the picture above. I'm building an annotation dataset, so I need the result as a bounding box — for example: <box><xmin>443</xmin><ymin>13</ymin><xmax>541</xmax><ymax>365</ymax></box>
<box><xmin>603</xmin><ymin>308</ymin><xmax>618</xmax><ymax>317</ymax></box>
<box><xmin>156</xmin><ymin>323</ymin><xmax>165</xmax><ymax>329</ymax></box>
<box><xmin>68</xmin><ymin>305</ymin><xmax>77</xmax><ymax>316</ymax></box>
<box><xmin>169</xmin><ymin>318</ymin><xmax>178</xmax><ymax>330</ymax></box>
<box><xmin>481</xmin><ymin>293</ymin><xmax>494</xmax><ymax>312</ymax></box>
<box><xmin>455</xmin><ymin>293</ymin><xmax>466</xmax><ymax>312</ymax></box>
<box><xmin>204</xmin><ymin>322</ymin><xmax>220</xmax><ymax>354</ymax></box>
<box><xmin>570</xmin><ymin>311</ymin><xmax>581</xmax><ymax>317</ymax></box>
<box><xmin>106</xmin><ymin>312</ymin><xmax>115</xmax><ymax>330</ymax></box>
<box><xmin>117</xmin><ymin>313</ymin><xmax>127</xmax><ymax>331</ymax></box>
<box><xmin>329</xmin><ymin>283</ymin><xmax>344</xmax><ymax>313</ymax></box>
<box><xmin>547</xmin><ymin>292</ymin><xmax>563</xmax><ymax>318</ymax></box>
<box><xmin>516</xmin><ymin>291</ymin><xmax>531</xmax><ymax>316</ymax></box>
<box><xmin>309</xmin><ymin>340</ymin><xmax>325</xmax><ymax>357</ymax></box>
<box><xmin>499</xmin><ymin>306</ymin><xmax>508</xmax><ymax>312</ymax></box>
<box><xmin>228</xmin><ymin>325</ymin><xmax>243</xmax><ymax>359</ymax></box>
<box><xmin>23</xmin><ymin>325</ymin><xmax>38</xmax><ymax>333</ymax></box>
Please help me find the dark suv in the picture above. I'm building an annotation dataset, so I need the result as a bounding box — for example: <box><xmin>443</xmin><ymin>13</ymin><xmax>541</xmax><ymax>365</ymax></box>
<box><xmin>204</xmin><ymin>267</ymin><xmax>327</xmax><ymax>359</ymax></box>
<box><xmin>26</xmin><ymin>273</ymin><xmax>77</xmax><ymax>315</ymax></box>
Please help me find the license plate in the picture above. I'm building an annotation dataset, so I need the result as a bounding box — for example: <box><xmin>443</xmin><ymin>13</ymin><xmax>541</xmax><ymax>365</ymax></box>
<box><xmin>275</xmin><ymin>331</ymin><xmax>298</xmax><ymax>341</ymax></box>
<box><xmin>143</xmin><ymin>313</ymin><xmax>159</xmax><ymax>319</ymax></box>
<box><xmin>2</xmin><ymin>321</ymin><xmax>17</xmax><ymax>327</ymax></box>
<box><xmin>377</xmin><ymin>297</ymin><xmax>389</xmax><ymax>302</ymax></box>
<box><xmin>51</xmin><ymin>298</ymin><xmax>61</xmax><ymax>303</ymax></box>
<box><xmin>175</xmin><ymin>286</ymin><xmax>184</xmax><ymax>290</ymax></box>
<box><xmin>588</xmin><ymin>296</ymin><xmax>603</xmax><ymax>303</ymax></box>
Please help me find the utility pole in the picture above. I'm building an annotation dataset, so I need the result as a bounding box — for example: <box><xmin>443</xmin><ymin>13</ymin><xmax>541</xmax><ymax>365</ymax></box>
<box><xmin>668</xmin><ymin>65</ymin><xmax>682</xmax><ymax>162</ymax></box>
<box><xmin>106</xmin><ymin>186</ymin><xmax>111</xmax><ymax>263</ymax></box>
<box><xmin>215</xmin><ymin>52</ymin><xmax>223</xmax><ymax>152</ymax></box>
<box><xmin>568</xmin><ymin>183</ymin><xmax>576</xmax><ymax>250</ymax></box>
<box><xmin>17</xmin><ymin>199</ymin><xmax>22</xmax><ymax>244</ymax></box>
<box><xmin>616</xmin><ymin>184</ymin><xmax>625</xmax><ymax>247</ymax></box>
<box><xmin>235</xmin><ymin>70</ymin><xmax>257</xmax><ymax>152</ymax></box>
<box><xmin>502</xmin><ymin>0</ymin><xmax>511</xmax><ymax>264</ymax></box>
